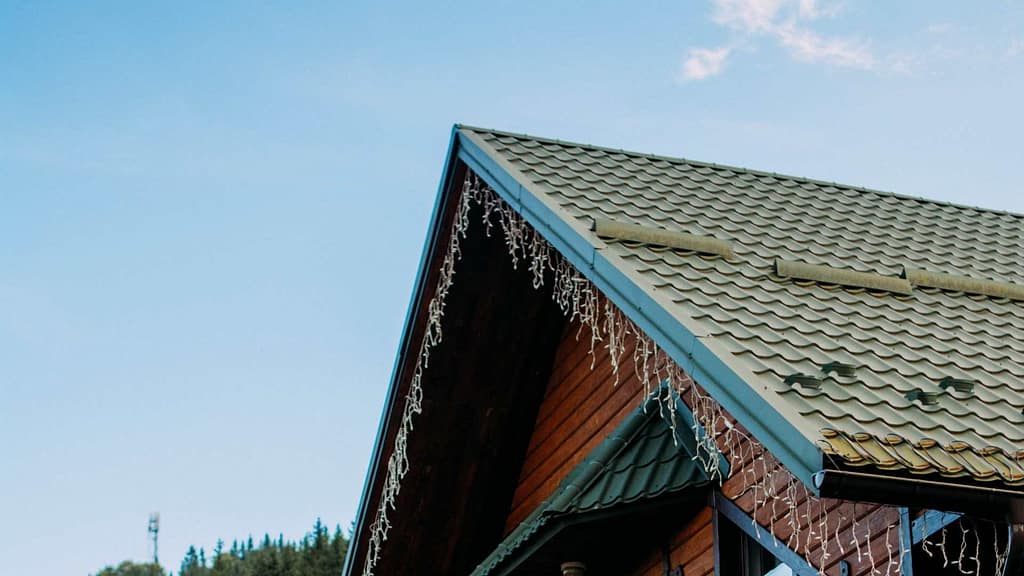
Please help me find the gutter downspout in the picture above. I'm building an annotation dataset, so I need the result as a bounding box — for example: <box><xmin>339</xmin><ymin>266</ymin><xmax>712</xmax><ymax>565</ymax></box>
<box><xmin>1002</xmin><ymin>524</ymin><xmax>1024</xmax><ymax>576</ymax></box>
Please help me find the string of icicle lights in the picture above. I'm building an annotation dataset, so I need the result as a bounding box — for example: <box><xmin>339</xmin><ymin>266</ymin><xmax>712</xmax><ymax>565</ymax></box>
<box><xmin>361</xmin><ymin>173</ymin><xmax>1010</xmax><ymax>576</ymax></box>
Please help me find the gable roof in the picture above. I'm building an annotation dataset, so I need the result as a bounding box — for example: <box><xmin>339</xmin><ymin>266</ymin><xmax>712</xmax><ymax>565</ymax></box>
<box><xmin>472</xmin><ymin>394</ymin><xmax>712</xmax><ymax>576</ymax></box>
<box><xmin>457</xmin><ymin>125</ymin><xmax>1024</xmax><ymax>491</ymax></box>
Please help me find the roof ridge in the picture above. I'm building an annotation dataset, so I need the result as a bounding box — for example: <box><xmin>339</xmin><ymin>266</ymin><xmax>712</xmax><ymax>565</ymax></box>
<box><xmin>456</xmin><ymin>124</ymin><xmax>1024</xmax><ymax>221</ymax></box>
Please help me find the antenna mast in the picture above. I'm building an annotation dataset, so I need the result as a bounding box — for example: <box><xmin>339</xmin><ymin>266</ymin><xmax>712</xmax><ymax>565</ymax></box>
<box><xmin>148</xmin><ymin>512</ymin><xmax>160</xmax><ymax>566</ymax></box>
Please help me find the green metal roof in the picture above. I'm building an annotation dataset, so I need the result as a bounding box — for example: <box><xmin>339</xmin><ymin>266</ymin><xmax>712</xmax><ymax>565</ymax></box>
<box><xmin>470</xmin><ymin>396</ymin><xmax>711</xmax><ymax>576</ymax></box>
<box><xmin>458</xmin><ymin>125</ymin><xmax>1024</xmax><ymax>487</ymax></box>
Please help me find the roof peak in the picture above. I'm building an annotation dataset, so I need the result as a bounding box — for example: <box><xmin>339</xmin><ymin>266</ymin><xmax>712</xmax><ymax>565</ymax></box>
<box><xmin>456</xmin><ymin>124</ymin><xmax>1024</xmax><ymax>221</ymax></box>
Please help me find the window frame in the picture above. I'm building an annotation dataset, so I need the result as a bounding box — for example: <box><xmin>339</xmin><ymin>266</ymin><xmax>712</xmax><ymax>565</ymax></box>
<box><xmin>712</xmin><ymin>493</ymin><xmax>817</xmax><ymax>576</ymax></box>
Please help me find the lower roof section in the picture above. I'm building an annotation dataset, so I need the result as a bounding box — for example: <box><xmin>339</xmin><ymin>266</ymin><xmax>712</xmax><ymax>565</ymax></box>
<box><xmin>472</xmin><ymin>393</ymin><xmax>713</xmax><ymax>576</ymax></box>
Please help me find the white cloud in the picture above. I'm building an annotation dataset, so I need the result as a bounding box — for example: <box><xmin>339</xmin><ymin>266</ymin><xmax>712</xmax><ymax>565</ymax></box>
<box><xmin>773</xmin><ymin>21</ymin><xmax>874</xmax><ymax>69</ymax></box>
<box><xmin>680</xmin><ymin>47</ymin><xmax>732</xmax><ymax>81</ymax></box>
<box><xmin>796</xmin><ymin>0</ymin><xmax>843</xmax><ymax>20</ymax></box>
<box><xmin>688</xmin><ymin>0</ymin><xmax>875</xmax><ymax>76</ymax></box>
<box><xmin>712</xmin><ymin>0</ymin><xmax>784</xmax><ymax>32</ymax></box>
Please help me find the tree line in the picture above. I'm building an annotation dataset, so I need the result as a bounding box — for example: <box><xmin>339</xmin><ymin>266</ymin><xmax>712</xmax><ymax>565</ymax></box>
<box><xmin>91</xmin><ymin>519</ymin><xmax>348</xmax><ymax>576</ymax></box>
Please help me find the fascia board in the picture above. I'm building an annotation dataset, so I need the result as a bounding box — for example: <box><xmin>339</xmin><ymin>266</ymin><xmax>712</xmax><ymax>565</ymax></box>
<box><xmin>714</xmin><ymin>493</ymin><xmax>820</xmax><ymax>576</ymax></box>
<box><xmin>342</xmin><ymin>125</ymin><xmax>464</xmax><ymax>576</ymax></box>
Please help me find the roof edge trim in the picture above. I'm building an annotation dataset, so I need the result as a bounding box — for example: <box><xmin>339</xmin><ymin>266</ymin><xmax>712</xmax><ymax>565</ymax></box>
<box><xmin>342</xmin><ymin>125</ymin><xmax>464</xmax><ymax>576</ymax></box>
<box><xmin>776</xmin><ymin>258</ymin><xmax>913</xmax><ymax>295</ymax></box>
<box><xmin>592</xmin><ymin>218</ymin><xmax>734</xmax><ymax>258</ymax></box>
<box><xmin>903</xmin><ymin>266</ymin><xmax>1024</xmax><ymax>301</ymax></box>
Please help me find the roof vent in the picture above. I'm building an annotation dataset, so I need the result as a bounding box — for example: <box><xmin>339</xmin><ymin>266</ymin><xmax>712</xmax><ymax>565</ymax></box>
<box><xmin>906</xmin><ymin>389</ymin><xmax>941</xmax><ymax>406</ymax></box>
<box><xmin>821</xmin><ymin>362</ymin><xmax>857</xmax><ymax>378</ymax></box>
<box><xmin>902</xmin><ymin>267</ymin><xmax>1024</xmax><ymax>301</ymax></box>
<box><xmin>785</xmin><ymin>373</ymin><xmax>822</xmax><ymax>390</ymax></box>
<box><xmin>592</xmin><ymin>219</ymin><xmax>734</xmax><ymax>258</ymax></box>
<box><xmin>938</xmin><ymin>377</ymin><xmax>977</xmax><ymax>394</ymax></box>
<box><xmin>775</xmin><ymin>259</ymin><xmax>913</xmax><ymax>295</ymax></box>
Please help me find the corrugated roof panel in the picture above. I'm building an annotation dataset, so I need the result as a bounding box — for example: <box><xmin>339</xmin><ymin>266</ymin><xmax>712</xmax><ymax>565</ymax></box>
<box><xmin>469</xmin><ymin>399</ymin><xmax>710</xmax><ymax>576</ymax></box>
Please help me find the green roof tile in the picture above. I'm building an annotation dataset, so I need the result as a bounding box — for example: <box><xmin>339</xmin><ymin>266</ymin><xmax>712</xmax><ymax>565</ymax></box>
<box><xmin>470</xmin><ymin>397</ymin><xmax>710</xmax><ymax>576</ymax></box>
<box><xmin>461</xmin><ymin>125</ymin><xmax>1024</xmax><ymax>486</ymax></box>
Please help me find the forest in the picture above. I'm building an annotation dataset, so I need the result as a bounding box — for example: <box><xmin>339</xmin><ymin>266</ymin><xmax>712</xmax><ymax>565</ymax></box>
<box><xmin>91</xmin><ymin>519</ymin><xmax>348</xmax><ymax>576</ymax></box>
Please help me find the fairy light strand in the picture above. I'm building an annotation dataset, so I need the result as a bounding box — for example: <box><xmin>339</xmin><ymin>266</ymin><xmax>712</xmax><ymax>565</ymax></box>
<box><xmin>361</xmin><ymin>173</ymin><xmax>1008</xmax><ymax>576</ymax></box>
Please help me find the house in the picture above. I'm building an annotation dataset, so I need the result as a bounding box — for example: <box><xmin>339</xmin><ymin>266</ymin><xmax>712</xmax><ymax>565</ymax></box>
<box><xmin>343</xmin><ymin>126</ymin><xmax>1024</xmax><ymax>576</ymax></box>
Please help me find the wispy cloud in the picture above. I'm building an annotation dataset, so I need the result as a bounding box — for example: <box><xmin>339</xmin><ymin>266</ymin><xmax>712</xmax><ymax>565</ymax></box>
<box><xmin>712</xmin><ymin>0</ymin><xmax>784</xmax><ymax>32</ymax></box>
<box><xmin>772</xmin><ymin>20</ymin><xmax>874</xmax><ymax>69</ymax></box>
<box><xmin>796</xmin><ymin>0</ymin><xmax>842</xmax><ymax>20</ymax></box>
<box><xmin>682</xmin><ymin>0</ymin><xmax>876</xmax><ymax>80</ymax></box>
<box><xmin>680</xmin><ymin>47</ymin><xmax>732</xmax><ymax>81</ymax></box>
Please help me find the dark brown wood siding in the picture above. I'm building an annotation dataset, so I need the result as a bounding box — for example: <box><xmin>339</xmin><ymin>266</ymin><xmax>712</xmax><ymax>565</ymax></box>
<box><xmin>628</xmin><ymin>507</ymin><xmax>716</xmax><ymax>576</ymax></box>
<box><xmin>504</xmin><ymin>321</ymin><xmax>647</xmax><ymax>531</ymax></box>
<box><xmin>352</xmin><ymin>178</ymin><xmax>568</xmax><ymax>576</ymax></box>
<box><xmin>718</xmin><ymin>419</ymin><xmax>903</xmax><ymax>576</ymax></box>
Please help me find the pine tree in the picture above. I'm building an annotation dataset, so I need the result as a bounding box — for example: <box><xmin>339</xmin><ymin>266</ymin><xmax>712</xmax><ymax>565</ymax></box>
<box><xmin>94</xmin><ymin>518</ymin><xmax>349</xmax><ymax>576</ymax></box>
<box><xmin>93</xmin><ymin>561</ymin><xmax>165</xmax><ymax>576</ymax></box>
<box><xmin>331</xmin><ymin>524</ymin><xmax>348</xmax><ymax>570</ymax></box>
<box><xmin>180</xmin><ymin>546</ymin><xmax>200</xmax><ymax>576</ymax></box>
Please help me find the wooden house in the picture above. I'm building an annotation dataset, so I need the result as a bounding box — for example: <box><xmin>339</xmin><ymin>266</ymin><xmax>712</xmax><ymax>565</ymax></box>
<box><xmin>343</xmin><ymin>126</ymin><xmax>1024</xmax><ymax>576</ymax></box>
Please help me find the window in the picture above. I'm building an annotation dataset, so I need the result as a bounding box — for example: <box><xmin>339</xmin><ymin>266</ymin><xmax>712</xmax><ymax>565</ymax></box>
<box><xmin>717</xmin><ymin>513</ymin><xmax>796</xmax><ymax>576</ymax></box>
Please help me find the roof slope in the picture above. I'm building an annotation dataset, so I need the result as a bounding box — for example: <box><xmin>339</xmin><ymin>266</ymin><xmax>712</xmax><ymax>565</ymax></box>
<box><xmin>460</xmin><ymin>126</ymin><xmax>1024</xmax><ymax>486</ymax></box>
<box><xmin>471</xmin><ymin>397</ymin><xmax>711</xmax><ymax>576</ymax></box>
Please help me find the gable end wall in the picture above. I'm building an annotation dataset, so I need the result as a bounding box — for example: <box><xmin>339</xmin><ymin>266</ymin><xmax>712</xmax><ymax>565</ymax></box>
<box><xmin>504</xmin><ymin>320</ymin><xmax>902</xmax><ymax>576</ymax></box>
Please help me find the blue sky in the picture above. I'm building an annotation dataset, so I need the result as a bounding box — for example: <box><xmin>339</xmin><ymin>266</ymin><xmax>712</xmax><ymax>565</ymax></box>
<box><xmin>2</xmin><ymin>2</ymin><xmax>1022</xmax><ymax>575</ymax></box>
